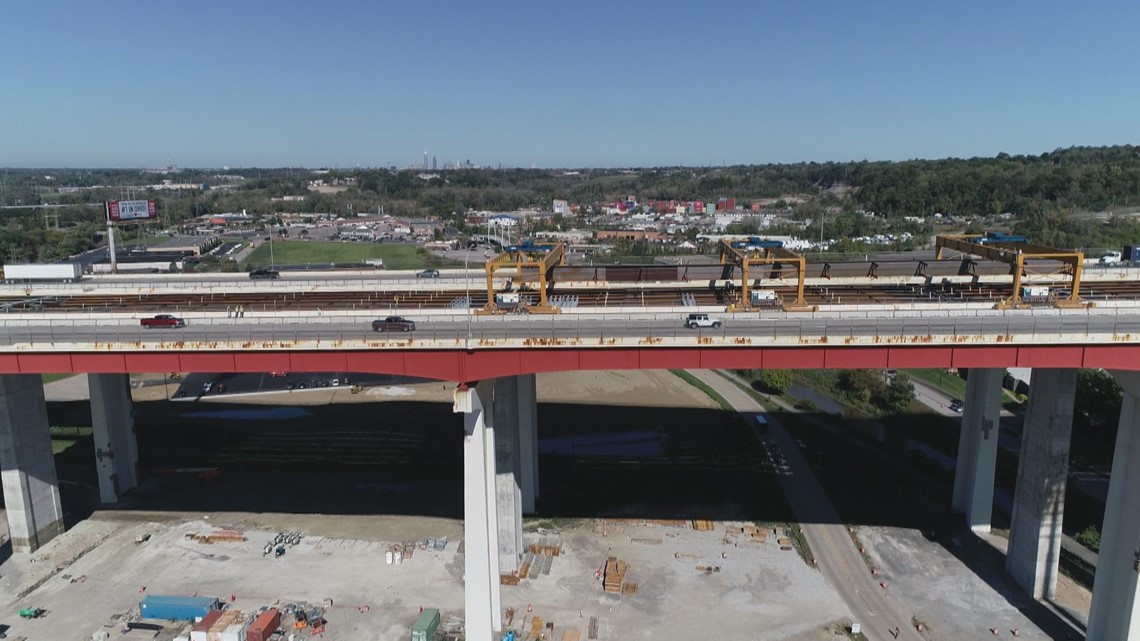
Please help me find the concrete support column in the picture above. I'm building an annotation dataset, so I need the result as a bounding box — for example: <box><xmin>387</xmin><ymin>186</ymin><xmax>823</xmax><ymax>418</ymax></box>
<box><xmin>1005</xmin><ymin>368</ymin><xmax>1076</xmax><ymax>600</ymax></box>
<box><xmin>0</xmin><ymin>375</ymin><xmax>65</xmax><ymax>553</ymax></box>
<box><xmin>454</xmin><ymin>381</ymin><xmax>501</xmax><ymax>641</ymax></box>
<box><xmin>88</xmin><ymin>374</ymin><xmax>139</xmax><ymax>503</ymax></box>
<box><xmin>1087</xmin><ymin>371</ymin><xmax>1140</xmax><ymax>640</ymax></box>
<box><xmin>493</xmin><ymin>377</ymin><xmax>524</xmax><ymax>573</ymax></box>
<box><xmin>517</xmin><ymin>373</ymin><xmax>539</xmax><ymax>514</ymax></box>
<box><xmin>951</xmin><ymin>368</ymin><xmax>1004</xmax><ymax>532</ymax></box>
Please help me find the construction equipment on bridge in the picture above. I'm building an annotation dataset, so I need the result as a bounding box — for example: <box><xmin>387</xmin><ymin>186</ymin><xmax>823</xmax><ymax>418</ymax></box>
<box><xmin>934</xmin><ymin>232</ymin><xmax>1088</xmax><ymax>308</ymax></box>
<box><xmin>479</xmin><ymin>240</ymin><xmax>566</xmax><ymax>314</ymax></box>
<box><xmin>718</xmin><ymin>237</ymin><xmax>812</xmax><ymax>311</ymax></box>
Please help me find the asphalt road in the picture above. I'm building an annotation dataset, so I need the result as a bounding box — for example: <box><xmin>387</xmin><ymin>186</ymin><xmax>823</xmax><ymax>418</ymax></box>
<box><xmin>689</xmin><ymin>370</ymin><xmax>921</xmax><ymax>641</ymax></box>
<box><xmin>2</xmin><ymin>312</ymin><xmax>1137</xmax><ymax>345</ymax></box>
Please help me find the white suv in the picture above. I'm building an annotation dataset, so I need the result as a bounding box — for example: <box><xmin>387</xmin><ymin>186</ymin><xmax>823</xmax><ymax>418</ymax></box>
<box><xmin>684</xmin><ymin>313</ymin><xmax>722</xmax><ymax>329</ymax></box>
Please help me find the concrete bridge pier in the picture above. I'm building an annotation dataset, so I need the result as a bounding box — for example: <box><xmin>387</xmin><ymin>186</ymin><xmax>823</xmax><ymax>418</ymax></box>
<box><xmin>1086</xmin><ymin>372</ymin><xmax>1140</xmax><ymax>640</ymax></box>
<box><xmin>456</xmin><ymin>380</ymin><xmax>503</xmax><ymax>641</ymax></box>
<box><xmin>952</xmin><ymin>368</ymin><xmax>1004</xmax><ymax>532</ymax></box>
<box><xmin>1005</xmin><ymin>368</ymin><xmax>1077</xmax><ymax>600</ymax></box>
<box><xmin>517</xmin><ymin>373</ymin><xmax>539</xmax><ymax>515</ymax></box>
<box><xmin>0</xmin><ymin>375</ymin><xmax>65</xmax><ymax>553</ymax></box>
<box><xmin>455</xmin><ymin>374</ymin><xmax>539</xmax><ymax>641</ymax></box>
<box><xmin>88</xmin><ymin>374</ymin><xmax>139</xmax><ymax>503</ymax></box>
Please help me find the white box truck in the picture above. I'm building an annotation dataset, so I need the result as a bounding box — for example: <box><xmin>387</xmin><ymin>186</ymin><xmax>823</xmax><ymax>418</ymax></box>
<box><xmin>3</xmin><ymin>263</ymin><xmax>84</xmax><ymax>282</ymax></box>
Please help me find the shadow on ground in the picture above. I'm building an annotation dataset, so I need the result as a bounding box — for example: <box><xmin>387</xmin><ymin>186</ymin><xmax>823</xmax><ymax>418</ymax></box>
<box><xmin>34</xmin><ymin>397</ymin><xmax>1090</xmax><ymax>640</ymax></box>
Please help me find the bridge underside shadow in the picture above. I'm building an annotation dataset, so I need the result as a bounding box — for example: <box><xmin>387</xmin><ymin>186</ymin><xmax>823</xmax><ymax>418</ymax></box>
<box><xmin>34</xmin><ymin>394</ymin><xmax>1091</xmax><ymax>639</ymax></box>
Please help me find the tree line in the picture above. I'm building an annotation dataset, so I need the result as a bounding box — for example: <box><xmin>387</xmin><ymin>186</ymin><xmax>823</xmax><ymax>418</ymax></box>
<box><xmin>4</xmin><ymin>145</ymin><xmax>1140</xmax><ymax>261</ymax></box>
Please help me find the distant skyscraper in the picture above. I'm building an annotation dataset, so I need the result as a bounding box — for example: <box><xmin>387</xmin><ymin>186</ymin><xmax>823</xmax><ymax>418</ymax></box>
<box><xmin>423</xmin><ymin>151</ymin><xmax>428</xmax><ymax>170</ymax></box>
<box><xmin>432</xmin><ymin>156</ymin><xmax>437</xmax><ymax>171</ymax></box>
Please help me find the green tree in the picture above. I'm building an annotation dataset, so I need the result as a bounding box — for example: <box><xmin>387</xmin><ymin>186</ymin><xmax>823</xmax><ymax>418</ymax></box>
<box><xmin>1075</xmin><ymin>369</ymin><xmax>1123</xmax><ymax>425</ymax></box>
<box><xmin>882</xmin><ymin>373</ymin><xmax>916</xmax><ymax>413</ymax></box>
<box><xmin>757</xmin><ymin>369</ymin><xmax>793</xmax><ymax>394</ymax></box>
<box><xmin>1075</xmin><ymin>524</ymin><xmax>1100</xmax><ymax>552</ymax></box>
<box><xmin>838</xmin><ymin>369</ymin><xmax>885</xmax><ymax>405</ymax></box>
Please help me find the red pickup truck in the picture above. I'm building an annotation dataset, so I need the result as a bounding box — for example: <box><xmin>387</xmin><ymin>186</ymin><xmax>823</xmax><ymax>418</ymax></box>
<box><xmin>140</xmin><ymin>314</ymin><xmax>187</xmax><ymax>329</ymax></box>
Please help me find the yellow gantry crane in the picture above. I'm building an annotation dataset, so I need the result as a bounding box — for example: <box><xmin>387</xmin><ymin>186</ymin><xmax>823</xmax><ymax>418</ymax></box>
<box><xmin>717</xmin><ymin>237</ymin><xmax>813</xmax><ymax>312</ymax></box>
<box><xmin>478</xmin><ymin>240</ymin><xmax>566</xmax><ymax>314</ymax></box>
<box><xmin>934</xmin><ymin>232</ymin><xmax>1087</xmax><ymax>308</ymax></box>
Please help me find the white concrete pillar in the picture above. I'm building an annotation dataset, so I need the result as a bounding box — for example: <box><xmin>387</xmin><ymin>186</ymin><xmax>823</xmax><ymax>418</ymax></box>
<box><xmin>951</xmin><ymin>368</ymin><xmax>1004</xmax><ymax>532</ymax></box>
<box><xmin>1087</xmin><ymin>371</ymin><xmax>1140</xmax><ymax>640</ymax></box>
<box><xmin>518</xmin><ymin>373</ymin><xmax>539</xmax><ymax>513</ymax></box>
<box><xmin>493</xmin><ymin>377</ymin><xmax>524</xmax><ymax>573</ymax></box>
<box><xmin>0</xmin><ymin>375</ymin><xmax>65</xmax><ymax>553</ymax></box>
<box><xmin>455</xmin><ymin>381</ymin><xmax>501</xmax><ymax>641</ymax></box>
<box><xmin>1006</xmin><ymin>368</ymin><xmax>1076</xmax><ymax>600</ymax></box>
<box><xmin>88</xmin><ymin>374</ymin><xmax>139</xmax><ymax>503</ymax></box>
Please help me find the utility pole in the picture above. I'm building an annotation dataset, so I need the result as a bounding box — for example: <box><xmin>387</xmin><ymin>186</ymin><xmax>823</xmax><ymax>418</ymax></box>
<box><xmin>106</xmin><ymin>214</ymin><xmax>118</xmax><ymax>273</ymax></box>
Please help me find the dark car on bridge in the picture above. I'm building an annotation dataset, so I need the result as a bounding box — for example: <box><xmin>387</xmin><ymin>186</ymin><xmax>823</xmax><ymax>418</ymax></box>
<box><xmin>249</xmin><ymin>268</ymin><xmax>281</xmax><ymax>280</ymax></box>
<box><xmin>416</xmin><ymin>269</ymin><xmax>440</xmax><ymax>278</ymax></box>
<box><xmin>372</xmin><ymin>316</ymin><xmax>416</xmax><ymax>332</ymax></box>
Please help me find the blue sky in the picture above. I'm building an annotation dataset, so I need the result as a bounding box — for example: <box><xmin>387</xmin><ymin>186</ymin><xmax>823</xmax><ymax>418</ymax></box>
<box><xmin>1</xmin><ymin>0</ymin><xmax>1137</xmax><ymax>168</ymax></box>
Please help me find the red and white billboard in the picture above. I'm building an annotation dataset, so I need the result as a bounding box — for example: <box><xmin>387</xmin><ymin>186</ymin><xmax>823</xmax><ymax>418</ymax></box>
<box><xmin>106</xmin><ymin>200</ymin><xmax>157</xmax><ymax>222</ymax></box>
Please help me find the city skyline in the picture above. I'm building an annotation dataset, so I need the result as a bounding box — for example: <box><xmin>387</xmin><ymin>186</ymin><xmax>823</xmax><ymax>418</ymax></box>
<box><xmin>1</xmin><ymin>1</ymin><xmax>1138</xmax><ymax>168</ymax></box>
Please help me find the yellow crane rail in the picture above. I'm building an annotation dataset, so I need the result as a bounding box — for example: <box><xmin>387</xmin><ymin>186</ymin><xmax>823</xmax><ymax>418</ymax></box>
<box><xmin>479</xmin><ymin>241</ymin><xmax>566</xmax><ymax>314</ymax></box>
<box><xmin>934</xmin><ymin>234</ymin><xmax>1086</xmax><ymax>308</ymax></box>
<box><xmin>717</xmin><ymin>238</ymin><xmax>812</xmax><ymax>311</ymax></box>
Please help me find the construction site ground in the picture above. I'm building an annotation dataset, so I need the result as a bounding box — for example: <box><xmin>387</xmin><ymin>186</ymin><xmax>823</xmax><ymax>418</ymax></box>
<box><xmin>0</xmin><ymin>370</ymin><xmax>1092</xmax><ymax>639</ymax></box>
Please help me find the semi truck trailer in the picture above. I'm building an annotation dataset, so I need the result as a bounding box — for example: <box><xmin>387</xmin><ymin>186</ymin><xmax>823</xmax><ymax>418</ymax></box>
<box><xmin>3</xmin><ymin>263</ymin><xmax>84</xmax><ymax>282</ymax></box>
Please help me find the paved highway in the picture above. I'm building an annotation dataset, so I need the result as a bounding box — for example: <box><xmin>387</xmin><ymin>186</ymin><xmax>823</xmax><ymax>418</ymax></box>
<box><xmin>1</xmin><ymin>312</ymin><xmax>1138</xmax><ymax>346</ymax></box>
<box><xmin>691</xmin><ymin>370</ymin><xmax>922</xmax><ymax>641</ymax></box>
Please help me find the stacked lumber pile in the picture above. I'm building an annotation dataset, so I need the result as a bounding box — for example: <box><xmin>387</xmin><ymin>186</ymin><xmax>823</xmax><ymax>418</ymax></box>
<box><xmin>740</xmin><ymin>525</ymin><xmax>768</xmax><ymax>542</ymax></box>
<box><xmin>603</xmin><ymin>557</ymin><xmax>628</xmax><ymax>594</ymax></box>
<box><xmin>527</xmin><ymin>541</ymin><xmax>561</xmax><ymax>556</ymax></box>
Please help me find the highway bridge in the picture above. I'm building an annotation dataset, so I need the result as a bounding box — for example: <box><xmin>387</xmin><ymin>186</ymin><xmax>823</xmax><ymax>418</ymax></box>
<box><xmin>2</xmin><ymin>263</ymin><xmax>1140</xmax><ymax>640</ymax></box>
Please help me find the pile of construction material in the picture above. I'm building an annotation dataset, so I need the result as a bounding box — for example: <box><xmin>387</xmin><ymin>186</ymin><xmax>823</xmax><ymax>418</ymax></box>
<box><xmin>740</xmin><ymin>525</ymin><xmax>768</xmax><ymax>542</ymax></box>
<box><xmin>189</xmin><ymin>609</ymin><xmax>246</xmax><ymax>641</ymax></box>
<box><xmin>603</xmin><ymin>557</ymin><xmax>637</xmax><ymax>595</ymax></box>
<box><xmin>422</xmin><ymin>537</ymin><xmax>448</xmax><ymax>551</ymax></box>
<box><xmin>385</xmin><ymin>542</ymin><xmax>416</xmax><ymax>564</ymax></box>
<box><xmin>185</xmin><ymin>529</ymin><xmax>248</xmax><ymax>544</ymax></box>
<box><xmin>519</xmin><ymin>538</ymin><xmax>560</xmax><ymax>580</ymax></box>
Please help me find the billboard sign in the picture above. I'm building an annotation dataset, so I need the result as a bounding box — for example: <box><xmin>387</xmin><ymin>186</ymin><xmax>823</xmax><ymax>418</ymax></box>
<box><xmin>106</xmin><ymin>200</ymin><xmax>157</xmax><ymax>222</ymax></box>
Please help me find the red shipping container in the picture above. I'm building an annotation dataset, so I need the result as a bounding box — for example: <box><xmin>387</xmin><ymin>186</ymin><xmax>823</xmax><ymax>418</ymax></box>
<box><xmin>245</xmin><ymin>608</ymin><xmax>282</xmax><ymax>641</ymax></box>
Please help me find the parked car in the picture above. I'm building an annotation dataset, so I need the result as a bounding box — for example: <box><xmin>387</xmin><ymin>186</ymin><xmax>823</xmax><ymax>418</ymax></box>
<box><xmin>372</xmin><ymin>316</ymin><xmax>416</xmax><ymax>332</ymax></box>
<box><xmin>683</xmin><ymin>313</ymin><xmax>722</xmax><ymax>329</ymax></box>
<box><xmin>417</xmin><ymin>269</ymin><xmax>441</xmax><ymax>278</ymax></box>
<box><xmin>140</xmin><ymin>314</ymin><xmax>186</xmax><ymax>329</ymax></box>
<box><xmin>249</xmin><ymin>268</ymin><xmax>281</xmax><ymax>280</ymax></box>
<box><xmin>949</xmin><ymin>398</ymin><xmax>964</xmax><ymax>413</ymax></box>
